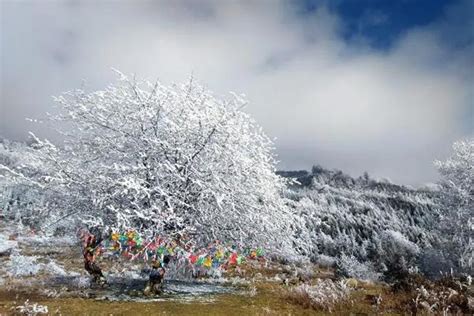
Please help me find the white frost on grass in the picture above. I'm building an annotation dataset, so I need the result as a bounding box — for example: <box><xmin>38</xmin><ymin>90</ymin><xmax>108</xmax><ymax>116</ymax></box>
<box><xmin>199</xmin><ymin>275</ymin><xmax>251</xmax><ymax>286</ymax></box>
<box><xmin>12</xmin><ymin>299</ymin><xmax>48</xmax><ymax>315</ymax></box>
<box><xmin>288</xmin><ymin>279</ymin><xmax>352</xmax><ymax>312</ymax></box>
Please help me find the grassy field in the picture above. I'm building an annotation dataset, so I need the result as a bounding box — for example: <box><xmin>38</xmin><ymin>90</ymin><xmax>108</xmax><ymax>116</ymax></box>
<box><xmin>0</xmin><ymin>276</ymin><xmax>402</xmax><ymax>316</ymax></box>
<box><xmin>0</xmin><ymin>262</ymin><xmax>413</xmax><ymax>316</ymax></box>
<box><xmin>0</xmin><ymin>230</ymin><xmax>471</xmax><ymax>315</ymax></box>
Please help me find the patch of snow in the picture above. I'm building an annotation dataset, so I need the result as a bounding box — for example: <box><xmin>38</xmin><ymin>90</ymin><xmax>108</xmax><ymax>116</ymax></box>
<box><xmin>7</xmin><ymin>254</ymin><xmax>73</xmax><ymax>277</ymax></box>
<box><xmin>17</xmin><ymin>234</ymin><xmax>76</xmax><ymax>247</ymax></box>
<box><xmin>7</xmin><ymin>254</ymin><xmax>41</xmax><ymax>277</ymax></box>
<box><xmin>44</xmin><ymin>260</ymin><xmax>69</xmax><ymax>276</ymax></box>
<box><xmin>108</xmin><ymin>268</ymin><xmax>144</xmax><ymax>280</ymax></box>
<box><xmin>197</xmin><ymin>276</ymin><xmax>250</xmax><ymax>286</ymax></box>
<box><xmin>71</xmin><ymin>276</ymin><xmax>91</xmax><ymax>288</ymax></box>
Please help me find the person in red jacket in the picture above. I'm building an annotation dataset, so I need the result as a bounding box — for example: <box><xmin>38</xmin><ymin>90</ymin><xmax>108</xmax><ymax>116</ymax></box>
<box><xmin>82</xmin><ymin>231</ymin><xmax>106</xmax><ymax>286</ymax></box>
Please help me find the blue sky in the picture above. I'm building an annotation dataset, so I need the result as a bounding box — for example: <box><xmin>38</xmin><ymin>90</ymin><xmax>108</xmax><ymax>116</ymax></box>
<box><xmin>301</xmin><ymin>0</ymin><xmax>458</xmax><ymax>49</ymax></box>
<box><xmin>296</xmin><ymin>0</ymin><xmax>474</xmax><ymax>50</ymax></box>
<box><xmin>1</xmin><ymin>0</ymin><xmax>473</xmax><ymax>185</ymax></box>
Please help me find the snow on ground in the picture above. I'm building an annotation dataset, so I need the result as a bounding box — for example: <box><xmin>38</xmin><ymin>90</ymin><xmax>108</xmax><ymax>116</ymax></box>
<box><xmin>0</xmin><ymin>227</ymin><xmax>78</xmax><ymax>279</ymax></box>
<box><xmin>7</xmin><ymin>254</ymin><xmax>42</xmax><ymax>276</ymax></box>
<box><xmin>16</xmin><ymin>234</ymin><xmax>76</xmax><ymax>247</ymax></box>
<box><xmin>6</xmin><ymin>253</ymin><xmax>73</xmax><ymax>277</ymax></box>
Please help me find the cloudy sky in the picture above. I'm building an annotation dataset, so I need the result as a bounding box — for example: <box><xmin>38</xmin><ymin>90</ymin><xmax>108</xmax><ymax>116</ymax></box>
<box><xmin>1</xmin><ymin>0</ymin><xmax>473</xmax><ymax>185</ymax></box>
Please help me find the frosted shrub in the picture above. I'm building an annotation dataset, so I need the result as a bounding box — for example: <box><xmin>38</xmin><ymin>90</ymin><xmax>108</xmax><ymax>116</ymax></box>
<box><xmin>336</xmin><ymin>254</ymin><xmax>381</xmax><ymax>281</ymax></box>
<box><xmin>0</xmin><ymin>233</ymin><xmax>17</xmax><ymax>255</ymax></box>
<box><xmin>287</xmin><ymin>279</ymin><xmax>352</xmax><ymax>312</ymax></box>
<box><xmin>378</xmin><ymin>230</ymin><xmax>420</xmax><ymax>281</ymax></box>
<box><xmin>315</xmin><ymin>254</ymin><xmax>337</xmax><ymax>268</ymax></box>
<box><xmin>381</xmin><ymin>230</ymin><xmax>420</xmax><ymax>255</ymax></box>
<box><xmin>411</xmin><ymin>281</ymin><xmax>473</xmax><ymax>315</ymax></box>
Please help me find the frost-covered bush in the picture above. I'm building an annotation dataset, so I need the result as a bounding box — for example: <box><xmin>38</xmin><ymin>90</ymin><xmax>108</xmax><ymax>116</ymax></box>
<box><xmin>409</xmin><ymin>277</ymin><xmax>473</xmax><ymax>315</ymax></box>
<box><xmin>0</xmin><ymin>141</ymin><xmax>51</xmax><ymax>228</ymax></box>
<box><xmin>378</xmin><ymin>230</ymin><xmax>420</xmax><ymax>282</ymax></box>
<box><xmin>336</xmin><ymin>254</ymin><xmax>381</xmax><ymax>281</ymax></box>
<box><xmin>315</xmin><ymin>254</ymin><xmax>337</xmax><ymax>268</ymax></box>
<box><xmin>287</xmin><ymin>279</ymin><xmax>352</xmax><ymax>312</ymax></box>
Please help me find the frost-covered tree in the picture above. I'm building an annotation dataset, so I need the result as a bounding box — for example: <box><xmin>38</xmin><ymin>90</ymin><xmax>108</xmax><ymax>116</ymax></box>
<box><xmin>434</xmin><ymin>138</ymin><xmax>473</xmax><ymax>271</ymax></box>
<box><xmin>0</xmin><ymin>73</ymin><xmax>295</xmax><ymax>251</ymax></box>
<box><xmin>0</xmin><ymin>140</ymin><xmax>51</xmax><ymax>226</ymax></box>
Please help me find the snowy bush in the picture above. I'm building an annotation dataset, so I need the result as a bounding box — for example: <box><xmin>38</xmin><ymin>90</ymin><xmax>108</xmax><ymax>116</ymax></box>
<box><xmin>410</xmin><ymin>277</ymin><xmax>473</xmax><ymax>315</ymax></box>
<box><xmin>378</xmin><ymin>230</ymin><xmax>420</xmax><ymax>281</ymax></box>
<box><xmin>315</xmin><ymin>254</ymin><xmax>337</xmax><ymax>268</ymax></box>
<box><xmin>336</xmin><ymin>254</ymin><xmax>381</xmax><ymax>281</ymax></box>
<box><xmin>287</xmin><ymin>279</ymin><xmax>352</xmax><ymax>311</ymax></box>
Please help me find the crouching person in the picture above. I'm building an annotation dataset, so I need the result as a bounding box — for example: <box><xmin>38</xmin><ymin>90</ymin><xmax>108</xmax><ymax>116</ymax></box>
<box><xmin>144</xmin><ymin>256</ymin><xmax>170</xmax><ymax>295</ymax></box>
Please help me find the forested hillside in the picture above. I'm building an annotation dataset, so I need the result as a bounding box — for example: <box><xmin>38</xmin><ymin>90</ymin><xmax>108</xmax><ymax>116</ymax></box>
<box><xmin>279</xmin><ymin>166</ymin><xmax>468</xmax><ymax>280</ymax></box>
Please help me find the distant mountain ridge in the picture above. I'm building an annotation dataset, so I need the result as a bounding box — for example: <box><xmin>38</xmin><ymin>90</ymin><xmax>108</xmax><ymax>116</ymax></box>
<box><xmin>278</xmin><ymin>165</ymin><xmax>435</xmax><ymax>192</ymax></box>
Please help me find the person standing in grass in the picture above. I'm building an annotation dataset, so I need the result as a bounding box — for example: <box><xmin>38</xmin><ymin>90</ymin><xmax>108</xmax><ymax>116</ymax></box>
<box><xmin>81</xmin><ymin>230</ymin><xmax>107</xmax><ymax>286</ymax></box>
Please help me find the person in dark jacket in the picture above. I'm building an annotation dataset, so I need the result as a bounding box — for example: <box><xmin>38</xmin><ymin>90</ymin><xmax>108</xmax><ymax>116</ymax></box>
<box><xmin>144</xmin><ymin>255</ymin><xmax>170</xmax><ymax>295</ymax></box>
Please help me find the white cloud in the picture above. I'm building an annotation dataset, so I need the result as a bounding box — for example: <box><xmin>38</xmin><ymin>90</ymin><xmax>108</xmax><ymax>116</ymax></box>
<box><xmin>1</xmin><ymin>0</ymin><xmax>472</xmax><ymax>185</ymax></box>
